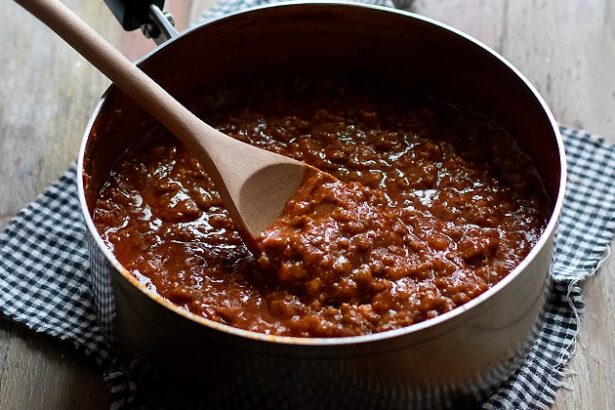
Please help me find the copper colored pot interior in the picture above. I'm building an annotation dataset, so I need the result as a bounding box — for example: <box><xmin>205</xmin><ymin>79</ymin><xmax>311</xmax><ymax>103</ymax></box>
<box><xmin>78</xmin><ymin>3</ymin><xmax>565</xmax><ymax>408</ymax></box>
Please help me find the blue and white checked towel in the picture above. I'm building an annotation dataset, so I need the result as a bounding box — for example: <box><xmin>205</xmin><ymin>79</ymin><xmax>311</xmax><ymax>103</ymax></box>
<box><xmin>1</xmin><ymin>1</ymin><xmax>615</xmax><ymax>408</ymax></box>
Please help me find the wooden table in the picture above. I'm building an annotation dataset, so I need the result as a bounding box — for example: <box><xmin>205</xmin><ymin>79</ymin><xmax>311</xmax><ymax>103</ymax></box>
<box><xmin>0</xmin><ymin>1</ymin><xmax>613</xmax><ymax>408</ymax></box>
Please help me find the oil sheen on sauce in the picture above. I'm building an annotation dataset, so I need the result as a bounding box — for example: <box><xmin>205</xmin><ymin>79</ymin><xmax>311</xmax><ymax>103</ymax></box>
<box><xmin>93</xmin><ymin>81</ymin><xmax>550</xmax><ymax>337</ymax></box>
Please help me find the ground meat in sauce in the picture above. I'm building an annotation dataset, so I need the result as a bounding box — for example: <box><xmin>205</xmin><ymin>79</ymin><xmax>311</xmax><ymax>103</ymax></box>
<box><xmin>93</xmin><ymin>80</ymin><xmax>550</xmax><ymax>337</ymax></box>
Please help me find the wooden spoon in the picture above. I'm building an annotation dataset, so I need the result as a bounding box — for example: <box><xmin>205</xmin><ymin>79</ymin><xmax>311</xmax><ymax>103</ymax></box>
<box><xmin>15</xmin><ymin>0</ymin><xmax>310</xmax><ymax>247</ymax></box>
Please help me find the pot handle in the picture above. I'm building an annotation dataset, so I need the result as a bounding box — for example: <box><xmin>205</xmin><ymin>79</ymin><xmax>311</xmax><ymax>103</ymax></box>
<box><xmin>104</xmin><ymin>0</ymin><xmax>178</xmax><ymax>44</ymax></box>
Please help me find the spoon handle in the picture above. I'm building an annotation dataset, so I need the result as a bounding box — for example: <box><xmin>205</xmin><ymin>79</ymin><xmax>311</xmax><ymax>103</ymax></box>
<box><xmin>15</xmin><ymin>0</ymin><xmax>309</xmax><ymax>243</ymax></box>
<box><xmin>15</xmin><ymin>0</ymin><xmax>220</xmax><ymax>158</ymax></box>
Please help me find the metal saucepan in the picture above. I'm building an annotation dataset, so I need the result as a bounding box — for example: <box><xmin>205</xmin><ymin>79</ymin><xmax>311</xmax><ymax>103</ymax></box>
<box><xmin>78</xmin><ymin>2</ymin><xmax>566</xmax><ymax>408</ymax></box>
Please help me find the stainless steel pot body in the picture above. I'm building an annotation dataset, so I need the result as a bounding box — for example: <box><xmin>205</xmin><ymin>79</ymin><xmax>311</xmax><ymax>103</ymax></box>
<box><xmin>78</xmin><ymin>3</ymin><xmax>566</xmax><ymax>408</ymax></box>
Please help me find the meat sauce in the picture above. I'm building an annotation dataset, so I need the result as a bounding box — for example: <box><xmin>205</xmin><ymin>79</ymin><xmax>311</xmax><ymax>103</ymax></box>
<box><xmin>93</xmin><ymin>81</ymin><xmax>550</xmax><ymax>337</ymax></box>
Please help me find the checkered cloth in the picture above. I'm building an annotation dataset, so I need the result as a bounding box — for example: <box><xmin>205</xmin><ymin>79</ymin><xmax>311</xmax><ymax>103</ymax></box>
<box><xmin>1</xmin><ymin>3</ymin><xmax>615</xmax><ymax>409</ymax></box>
<box><xmin>197</xmin><ymin>0</ymin><xmax>401</xmax><ymax>21</ymax></box>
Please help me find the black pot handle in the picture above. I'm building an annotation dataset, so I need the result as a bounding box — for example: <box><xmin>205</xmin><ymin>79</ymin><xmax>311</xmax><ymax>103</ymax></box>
<box><xmin>104</xmin><ymin>0</ymin><xmax>165</xmax><ymax>31</ymax></box>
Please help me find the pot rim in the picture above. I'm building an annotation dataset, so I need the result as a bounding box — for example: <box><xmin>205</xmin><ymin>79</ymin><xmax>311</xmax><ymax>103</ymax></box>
<box><xmin>77</xmin><ymin>1</ymin><xmax>567</xmax><ymax>347</ymax></box>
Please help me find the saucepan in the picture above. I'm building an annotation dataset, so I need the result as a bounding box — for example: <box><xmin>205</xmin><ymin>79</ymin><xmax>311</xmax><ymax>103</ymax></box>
<box><xmin>78</xmin><ymin>1</ymin><xmax>566</xmax><ymax>408</ymax></box>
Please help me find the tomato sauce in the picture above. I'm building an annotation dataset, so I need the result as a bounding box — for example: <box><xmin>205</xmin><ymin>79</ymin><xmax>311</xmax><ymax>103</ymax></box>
<box><xmin>94</xmin><ymin>80</ymin><xmax>549</xmax><ymax>337</ymax></box>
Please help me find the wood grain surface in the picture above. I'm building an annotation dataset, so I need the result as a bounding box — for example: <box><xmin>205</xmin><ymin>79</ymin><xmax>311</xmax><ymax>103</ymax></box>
<box><xmin>0</xmin><ymin>0</ymin><xmax>613</xmax><ymax>408</ymax></box>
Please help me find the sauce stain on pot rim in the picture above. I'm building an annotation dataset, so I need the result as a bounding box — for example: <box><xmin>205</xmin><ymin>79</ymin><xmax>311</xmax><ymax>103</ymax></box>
<box><xmin>77</xmin><ymin>1</ymin><xmax>567</xmax><ymax>347</ymax></box>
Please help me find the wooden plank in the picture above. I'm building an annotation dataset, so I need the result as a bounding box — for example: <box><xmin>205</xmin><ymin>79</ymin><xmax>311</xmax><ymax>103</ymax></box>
<box><xmin>414</xmin><ymin>0</ymin><xmax>615</xmax><ymax>136</ymax></box>
<box><xmin>0</xmin><ymin>322</ymin><xmax>108</xmax><ymax>409</ymax></box>
<box><xmin>561</xmin><ymin>254</ymin><xmax>615</xmax><ymax>410</ymax></box>
<box><xmin>0</xmin><ymin>1</ymin><xmax>200</xmax><ymax>407</ymax></box>
<box><xmin>0</xmin><ymin>1</ymin><xmax>613</xmax><ymax>409</ymax></box>
<box><xmin>0</xmin><ymin>1</ymin><xmax>183</xmax><ymax>408</ymax></box>
<box><xmin>0</xmin><ymin>0</ymin><xmax>122</xmax><ymax>407</ymax></box>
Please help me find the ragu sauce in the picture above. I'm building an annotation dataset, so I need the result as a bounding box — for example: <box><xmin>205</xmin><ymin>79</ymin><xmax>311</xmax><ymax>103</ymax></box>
<box><xmin>93</xmin><ymin>79</ymin><xmax>550</xmax><ymax>337</ymax></box>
